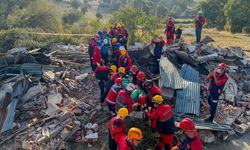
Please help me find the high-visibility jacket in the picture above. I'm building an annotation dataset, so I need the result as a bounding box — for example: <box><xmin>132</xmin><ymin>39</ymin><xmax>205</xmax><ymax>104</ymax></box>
<box><xmin>109</xmin><ymin>117</ymin><xmax>126</xmax><ymax>143</ymax></box>
<box><xmin>146</xmin><ymin>103</ymin><xmax>176</xmax><ymax>134</ymax></box>
<box><xmin>117</xmin><ymin>135</ymin><xmax>134</xmax><ymax>150</ymax></box>
<box><xmin>106</xmin><ymin>85</ymin><xmax>121</xmax><ymax>105</ymax></box>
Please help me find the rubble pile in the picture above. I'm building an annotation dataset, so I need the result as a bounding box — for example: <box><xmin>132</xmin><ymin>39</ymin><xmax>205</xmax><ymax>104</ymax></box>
<box><xmin>0</xmin><ymin>45</ymin><xmax>109</xmax><ymax>150</ymax></box>
<box><xmin>157</xmin><ymin>36</ymin><xmax>250</xmax><ymax>143</ymax></box>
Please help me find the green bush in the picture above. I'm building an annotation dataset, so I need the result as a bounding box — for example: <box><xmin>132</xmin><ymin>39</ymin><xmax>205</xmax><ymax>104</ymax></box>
<box><xmin>63</xmin><ymin>11</ymin><xmax>82</xmax><ymax>24</ymax></box>
<box><xmin>242</xmin><ymin>26</ymin><xmax>250</xmax><ymax>34</ymax></box>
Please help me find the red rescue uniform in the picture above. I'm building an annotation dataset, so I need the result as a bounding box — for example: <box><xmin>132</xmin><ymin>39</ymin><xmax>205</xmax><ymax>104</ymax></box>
<box><xmin>106</xmin><ymin>85</ymin><xmax>121</xmax><ymax>105</ymax></box>
<box><xmin>92</xmin><ymin>46</ymin><xmax>102</xmax><ymax>65</ymax></box>
<box><xmin>177</xmin><ymin>132</ymin><xmax>202</xmax><ymax>150</ymax></box>
<box><xmin>146</xmin><ymin>103</ymin><xmax>176</xmax><ymax>150</ymax></box>
<box><xmin>117</xmin><ymin>135</ymin><xmax>134</xmax><ymax>150</ymax></box>
<box><xmin>116</xmin><ymin>90</ymin><xmax>135</xmax><ymax>112</ymax></box>
<box><xmin>118</xmin><ymin>54</ymin><xmax>132</xmax><ymax>71</ymax></box>
<box><xmin>109</xmin><ymin>117</ymin><xmax>127</xmax><ymax>143</ymax></box>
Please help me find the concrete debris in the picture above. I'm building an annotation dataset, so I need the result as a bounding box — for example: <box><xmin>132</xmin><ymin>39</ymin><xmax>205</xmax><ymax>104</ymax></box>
<box><xmin>0</xmin><ymin>45</ymin><xmax>105</xmax><ymax>149</ymax></box>
<box><xmin>198</xmin><ymin>130</ymin><xmax>215</xmax><ymax>143</ymax></box>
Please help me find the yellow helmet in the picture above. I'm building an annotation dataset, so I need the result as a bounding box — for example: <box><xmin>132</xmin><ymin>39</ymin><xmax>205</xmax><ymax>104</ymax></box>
<box><xmin>120</xmin><ymin>49</ymin><xmax>127</xmax><ymax>56</ymax></box>
<box><xmin>112</xmin><ymin>38</ymin><xmax>117</xmax><ymax>43</ymax></box>
<box><xmin>152</xmin><ymin>95</ymin><xmax>164</xmax><ymax>104</ymax></box>
<box><xmin>110</xmin><ymin>65</ymin><xmax>117</xmax><ymax>73</ymax></box>
<box><xmin>128</xmin><ymin>127</ymin><xmax>143</xmax><ymax>140</ymax></box>
<box><xmin>118</xmin><ymin>108</ymin><xmax>129</xmax><ymax>117</ymax></box>
<box><xmin>118</xmin><ymin>67</ymin><xmax>126</xmax><ymax>74</ymax></box>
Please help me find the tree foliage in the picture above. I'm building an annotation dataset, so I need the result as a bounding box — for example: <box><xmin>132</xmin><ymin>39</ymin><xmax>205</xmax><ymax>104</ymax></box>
<box><xmin>224</xmin><ymin>0</ymin><xmax>250</xmax><ymax>33</ymax></box>
<box><xmin>63</xmin><ymin>11</ymin><xmax>82</xmax><ymax>24</ymax></box>
<box><xmin>199</xmin><ymin>0</ymin><xmax>228</xmax><ymax>30</ymax></box>
<box><xmin>71</xmin><ymin>0</ymin><xmax>82</xmax><ymax>9</ymax></box>
<box><xmin>113</xmin><ymin>5</ymin><xmax>160</xmax><ymax>44</ymax></box>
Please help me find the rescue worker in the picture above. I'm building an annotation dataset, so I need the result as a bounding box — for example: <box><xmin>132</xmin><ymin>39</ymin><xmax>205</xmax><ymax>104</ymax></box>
<box><xmin>101</xmin><ymin>39</ymin><xmax>109</xmax><ymax>65</ymax></box>
<box><xmin>136</xmin><ymin>71</ymin><xmax>146</xmax><ymax>90</ymax></box>
<box><xmin>109</xmin><ymin>108</ymin><xmax>129</xmax><ymax>150</ymax></box>
<box><xmin>172</xmin><ymin>118</ymin><xmax>202</xmax><ymax>150</ymax></box>
<box><xmin>205</xmin><ymin>63</ymin><xmax>228</xmax><ymax>122</ymax></box>
<box><xmin>103</xmin><ymin>66</ymin><xmax>124</xmax><ymax>107</ymax></box>
<box><xmin>111</xmin><ymin>38</ymin><xmax>120</xmax><ymax>66</ymax></box>
<box><xmin>175</xmin><ymin>25</ymin><xmax>183</xmax><ymax>43</ymax></box>
<box><xmin>151</xmin><ymin>36</ymin><xmax>165</xmax><ymax>74</ymax></box>
<box><xmin>194</xmin><ymin>11</ymin><xmax>206</xmax><ymax>43</ymax></box>
<box><xmin>118</xmin><ymin>48</ymin><xmax>132</xmax><ymax>72</ymax></box>
<box><xmin>165</xmin><ymin>17</ymin><xmax>175</xmax><ymax>45</ymax></box>
<box><xmin>146</xmin><ymin>95</ymin><xmax>176</xmax><ymax>150</ymax></box>
<box><xmin>129</xmin><ymin>65</ymin><xmax>139</xmax><ymax>84</ymax></box>
<box><xmin>88</xmin><ymin>36</ymin><xmax>96</xmax><ymax>71</ymax></box>
<box><xmin>106</xmin><ymin>78</ymin><xmax>123</xmax><ymax>116</ymax></box>
<box><xmin>117</xmin><ymin>127</ymin><xmax>143</xmax><ymax>150</ymax></box>
<box><xmin>94</xmin><ymin>64</ymin><xmax>110</xmax><ymax>104</ymax></box>
<box><xmin>116</xmin><ymin>83</ymin><xmax>136</xmax><ymax>112</ymax></box>
<box><xmin>92</xmin><ymin>41</ymin><xmax>102</xmax><ymax>71</ymax></box>
<box><xmin>144</xmin><ymin>80</ymin><xmax>163</xmax><ymax>107</ymax></box>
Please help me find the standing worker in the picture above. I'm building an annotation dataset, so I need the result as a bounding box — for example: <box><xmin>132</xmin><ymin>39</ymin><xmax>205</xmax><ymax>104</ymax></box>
<box><xmin>151</xmin><ymin>36</ymin><xmax>165</xmax><ymax>74</ymax></box>
<box><xmin>146</xmin><ymin>95</ymin><xmax>176</xmax><ymax>150</ymax></box>
<box><xmin>109</xmin><ymin>108</ymin><xmax>129</xmax><ymax>150</ymax></box>
<box><xmin>165</xmin><ymin>17</ymin><xmax>175</xmax><ymax>45</ymax></box>
<box><xmin>172</xmin><ymin>118</ymin><xmax>202</xmax><ymax>150</ymax></box>
<box><xmin>205</xmin><ymin>63</ymin><xmax>228</xmax><ymax>122</ymax></box>
<box><xmin>194</xmin><ymin>11</ymin><xmax>206</xmax><ymax>43</ymax></box>
<box><xmin>175</xmin><ymin>25</ymin><xmax>183</xmax><ymax>43</ymax></box>
<box><xmin>117</xmin><ymin>127</ymin><xmax>143</xmax><ymax>150</ymax></box>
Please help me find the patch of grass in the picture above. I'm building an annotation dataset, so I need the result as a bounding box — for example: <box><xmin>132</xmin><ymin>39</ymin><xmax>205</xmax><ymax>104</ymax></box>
<box><xmin>183</xmin><ymin>28</ymin><xmax>250</xmax><ymax>51</ymax></box>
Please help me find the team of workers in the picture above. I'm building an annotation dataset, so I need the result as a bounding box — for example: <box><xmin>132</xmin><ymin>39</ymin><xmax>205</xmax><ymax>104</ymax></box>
<box><xmin>87</xmin><ymin>12</ymin><xmax>228</xmax><ymax>149</ymax></box>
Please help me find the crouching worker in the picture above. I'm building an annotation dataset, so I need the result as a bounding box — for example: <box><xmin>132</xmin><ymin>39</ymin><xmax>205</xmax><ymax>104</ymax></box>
<box><xmin>172</xmin><ymin>118</ymin><xmax>202</xmax><ymax>150</ymax></box>
<box><xmin>118</xmin><ymin>127</ymin><xmax>143</xmax><ymax>150</ymax></box>
<box><xmin>109</xmin><ymin>108</ymin><xmax>129</xmax><ymax>150</ymax></box>
<box><xmin>146</xmin><ymin>95</ymin><xmax>176</xmax><ymax>150</ymax></box>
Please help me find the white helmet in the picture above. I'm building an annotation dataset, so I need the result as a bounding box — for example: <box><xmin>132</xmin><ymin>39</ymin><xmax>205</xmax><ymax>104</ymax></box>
<box><xmin>103</xmin><ymin>39</ymin><xmax>108</xmax><ymax>45</ymax></box>
<box><xmin>126</xmin><ymin>83</ymin><xmax>136</xmax><ymax>92</ymax></box>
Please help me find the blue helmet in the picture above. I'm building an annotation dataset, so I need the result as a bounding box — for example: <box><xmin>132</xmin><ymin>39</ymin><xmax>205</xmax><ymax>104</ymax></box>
<box><xmin>98</xmin><ymin>31</ymin><xmax>103</xmax><ymax>36</ymax></box>
<box><xmin>116</xmin><ymin>43</ymin><xmax>121</xmax><ymax>48</ymax></box>
<box><xmin>96</xmin><ymin>41</ymin><xmax>102</xmax><ymax>47</ymax></box>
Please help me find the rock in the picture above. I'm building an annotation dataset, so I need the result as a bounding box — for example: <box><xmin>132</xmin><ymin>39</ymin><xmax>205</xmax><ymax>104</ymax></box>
<box><xmin>196</xmin><ymin>53</ymin><xmax>219</xmax><ymax>63</ymax></box>
<box><xmin>83</xmin><ymin>133</ymin><xmax>98</xmax><ymax>143</ymax></box>
<box><xmin>198</xmin><ymin>130</ymin><xmax>215</xmax><ymax>143</ymax></box>
<box><xmin>75</xmin><ymin>73</ymin><xmax>89</xmax><ymax>81</ymax></box>
<box><xmin>91</xmin><ymin>123</ymin><xmax>98</xmax><ymax>132</ymax></box>
<box><xmin>232</xmin><ymin>122</ymin><xmax>250</xmax><ymax>134</ymax></box>
<box><xmin>201</xmin><ymin>36</ymin><xmax>215</xmax><ymax>44</ymax></box>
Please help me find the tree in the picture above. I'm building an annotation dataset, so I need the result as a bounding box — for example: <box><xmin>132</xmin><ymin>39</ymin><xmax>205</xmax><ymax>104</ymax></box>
<box><xmin>71</xmin><ymin>0</ymin><xmax>81</xmax><ymax>9</ymax></box>
<box><xmin>199</xmin><ymin>0</ymin><xmax>228</xmax><ymax>30</ymax></box>
<box><xmin>113</xmin><ymin>5</ymin><xmax>160</xmax><ymax>44</ymax></box>
<box><xmin>0</xmin><ymin>0</ymin><xmax>32</xmax><ymax>29</ymax></box>
<box><xmin>224</xmin><ymin>0</ymin><xmax>250</xmax><ymax>33</ymax></box>
<box><xmin>63</xmin><ymin>11</ymin><xmax>82</xmax><ymax>24</ymax></box>
<box><xmin>22</xmin><ymin>0</ymin><xmax>63</xmax><ymax>32</ymax></box>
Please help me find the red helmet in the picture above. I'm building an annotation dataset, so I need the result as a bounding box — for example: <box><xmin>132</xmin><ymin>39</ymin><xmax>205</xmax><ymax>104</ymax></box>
<box><xmin>136</xmin><ymin>71</ymin><xmax>145</xmax><ymax>80</ymax></box>
<box><xmin>94</xmin><ymin>34</ymin><xmax>100</xmax><ymax>40</ymax></box>
<box><xmin>217</xmin><ymin>63</ymin><xmax>227</xmax><ymax>69</ymax></box>
<box><xmin>177</xmin><ymin>118</ymin><xmax>195</xmax><ymax>131</ymax></box>
<box><xmin>115</xmin><ymin>78</ymin><xmax>122</xmax><ymax>84</ymax></box>
<box><xmin>130</xmin><ymin>65</ymin><xmax>139</xmax><ymax>74</ymax></box>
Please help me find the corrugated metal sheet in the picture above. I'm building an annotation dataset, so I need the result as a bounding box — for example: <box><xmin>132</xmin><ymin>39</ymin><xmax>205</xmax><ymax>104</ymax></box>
<box><xmin>159</xmin><ymin>56</ymin><xmax>200</xmax><ymax>116</ymax></box>
<box><xmin>0</xmin><ymin>76</ymin><xmax>28</xmax><ymax>133</ymax></box>
<box><xmin>180</xmin><ymin>64</ymin><xmax>199</xmax><ymax>83</ymax></box>
<box><xmin>159</xmin><ymin>57</ymin><xmax>185</xmax><ymax>89</ymax></box>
